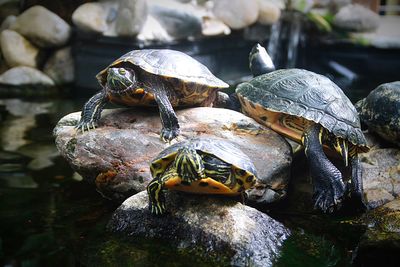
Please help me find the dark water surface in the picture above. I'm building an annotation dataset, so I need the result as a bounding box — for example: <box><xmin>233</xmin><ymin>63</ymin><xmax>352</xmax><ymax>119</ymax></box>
<box><xmin>0</xmin><ymin>77</ymin><xmax>384</xmax><ymax>267</ymax></box>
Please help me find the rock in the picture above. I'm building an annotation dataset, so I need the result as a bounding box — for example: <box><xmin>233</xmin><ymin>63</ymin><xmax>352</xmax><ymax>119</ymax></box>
<box><xmin>201</xmin><ymin>16</ymin><xmax>231</xmax><ymax>36</ymax></box>
<box><xmin>257</xmin><ymin>0</ymin><xmax>281</xmax><ymax>25</ymax></box>
<box><xmin>115</xmin><ymin>0</ymin><xmax>148</xmax><ymax>37</ymax></box>
<box><xmin>0</xmin><ymin>66</ymin><xmax>54</xmax><ymax>86</ymax></box>
<box><xmin>212</xmin><ymin>0</ymin><xmax>259</xmax><ymax>29</ymax></box>
<box><xmin>54</xmin><ymin>107</ymin><xmax>292</xmax><ymax>203</ymax></box>
<box><xmin>0</xmin><ymin>15</ymin><xmax>16</xmax><ymax>32</ymax></box>
<box><xmin>72</xmin><ymin>2</ymin><xmax>109</xmax><ymax>34</ymax></box>
<box><xmin>108</xmin><ymin>191</ymin><xmax>290</xmax><ymax>267</ymax></box>
<box><xmin>43</xmin><ymin>47</ymin><xmax>74</xmax><ymax>85</ymax></box>
<box><xmin>137</xmin><ymin>15</ymin><xmax>173</xmax><ymax>42</ymax></box>
<box><xmin>10</xmin><ymin>6</ymin><xmax>71</xmax><ymax>48</ymax></box>
<box><xmin>360</xmin><ymin>148</ymin><xmax>400</xmax><ymax>209</ymax></box>
<box><xmin>149</xmin><ymin>0</ymin><xmax>203</xmax><ymax>39</ymax></box>
<box><xmin>0</xmin><ymin>30</ymin><xmax>39</xmax><ymax>68</ymax></box>
<box><xmin>333</xmin><ymin>4</ymin><xmax>380</xmax><ymax>32</ymax></box>
<box><xmin>354</xmin><ymin>199</ymin><xmax>400</xmax><ymax>266</ymax></box>
<box><xmin>356</xmin><ymin>81</ymin><xmax>400</xmax><ymax>147</ymax></box>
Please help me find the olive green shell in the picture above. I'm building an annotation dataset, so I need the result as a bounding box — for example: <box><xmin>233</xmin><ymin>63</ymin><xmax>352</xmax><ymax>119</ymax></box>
<box><xmin>356</xmin><ymin>81</ymin><xmax>400</xmax><ymax>146</ymax></box>
<box><xmin>150</xmin><ymin>137</ymin><xmax>257</xmax><ymax>179</ymax></box>
<box><xmin>236</xmin><ymin>68</ymin><xmax>368</xmax><ymax>148</ymax></box>
<box><xmin>96</xmin><ymin>49</ymin><xmax>229</xmax><ymax>89</ymax></box>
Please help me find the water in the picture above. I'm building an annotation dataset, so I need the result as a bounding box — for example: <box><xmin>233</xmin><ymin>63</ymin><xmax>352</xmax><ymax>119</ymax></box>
<box><xmin>0</xmin><ymin>76</ymin><xmax>386</xmax><ymax>266</ymax></box>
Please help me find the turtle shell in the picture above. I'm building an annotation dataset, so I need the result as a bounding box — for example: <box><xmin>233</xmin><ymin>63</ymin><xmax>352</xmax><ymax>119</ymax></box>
<box><xmin>356</xmin><ymin>81</ymin><xmax>400</xmax><ymax>146</ymax></box>
<box><xmin>236</xmin><ymin>68</ymin><xmax>368</xmax><ymax>149</ymax></box>
<box><xmin>150</xmin><ymin>137</ymin><xmax>257</xmax><ymax>194</ymax></box>
<box><xmin>96</xmin><ymin>49</ymin><xmax>228</xmax><ymax>89</ymax></box>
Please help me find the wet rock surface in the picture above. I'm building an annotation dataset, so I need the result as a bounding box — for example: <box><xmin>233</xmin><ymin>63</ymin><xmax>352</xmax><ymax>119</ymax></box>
<box><xmin>54</xmin><ymin>107</ymin><xmax>292</xmax><ymax>203</ymax></box>
<box><xmin>108</xmin><ymin>191</ymin><xmax>290</xmax><ymax>267</ymax></box>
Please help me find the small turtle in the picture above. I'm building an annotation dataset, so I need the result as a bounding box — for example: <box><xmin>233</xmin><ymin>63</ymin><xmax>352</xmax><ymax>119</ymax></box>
<box><xmin>235</xmin><ymin>44</ymin><xmax>369</xmax><ymax>213</ymax></box>
<box><xmin>356</xmin><ymin>81</ymin><xmax>400</xmax><ymax>147</ymax></box>
<box><xmin>147</xmin><ymin>137</ymin><xmax>257</xmax><ymax>215</ymax></box>
<box><xmin>76</xmin><ymin>49</ymin><xmax>229</xmax><ymax>142</ymax></box>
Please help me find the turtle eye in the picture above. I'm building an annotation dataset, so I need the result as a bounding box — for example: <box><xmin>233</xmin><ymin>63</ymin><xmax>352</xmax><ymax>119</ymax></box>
<box><xmin>118</xmin><ymin>68</ymin><xmax>126</xmax><ymax>75</ymax></box>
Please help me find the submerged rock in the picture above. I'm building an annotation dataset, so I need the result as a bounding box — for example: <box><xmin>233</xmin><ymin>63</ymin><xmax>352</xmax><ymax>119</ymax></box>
<box><xmin>108</xmin><ymin>191</ymin><xmax>290</xmax><ymax>267</ymax></box>
<box><xmin>10</xmin><ymin>5</ymin><xmax>71</xmax><ymax>48</ymax></box>
<box><xmin>354</xmin><ymin>199</ymin><xmax>400</xmax><ymax>266</ymax></box>
<box><xmin>0</xmin><ymin>30</ymin><xmax>39</xmax><ymax>68</ymax></box>
<box><xmin>54</xmin><ymin>107</ymin><xmax>292</xmax><ymax>203</ymax></box>
<box><xmin>0</xmin><ymin>66</ymin><xmax>54</xmax><ymax>86</ymax></box>
<box><xmin>333</xmin><ymin>4</ymin><xmax>380</xmax><ymax>32</ymax></box>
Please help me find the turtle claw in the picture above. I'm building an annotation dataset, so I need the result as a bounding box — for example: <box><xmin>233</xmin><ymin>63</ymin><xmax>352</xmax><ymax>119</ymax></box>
<box><xmin>75</xmin><ymin>120</ymin><xmax>97</xmax><ymax>133</ymax></box>
<box><xmin>149</xmin><ymin>201</ymin><xmax>166</xmax><ymax>216</ymax></box>
<box><xmin>160</xmin><ymin>127</ymin><xmax>180</xmax><ymax>143</ymax></box>
<box><xmin>313</xmin><ymin>178</ymin><xmax>345</xmax><ymax>213</ymax></box>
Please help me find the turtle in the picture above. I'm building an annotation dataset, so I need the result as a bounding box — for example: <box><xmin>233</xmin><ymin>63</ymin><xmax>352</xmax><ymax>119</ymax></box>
<box><xmin>235</xmin><ymin>44</ymin><xmax>369</xmax><ymax>213</ymax></box>
<box><xmin>356</xmin><ymin>81</ymin><xmax>400</xmax><ymax>147</ymax></box>
<box><xmin>75</xmin><ymin>49</ymin><xmax>229</xmax><ymax>142</ymax></box>
<box><xmin>146</xmin><ymin>137</ymin><xmax>258</xmax><ymax>215</ymax></box>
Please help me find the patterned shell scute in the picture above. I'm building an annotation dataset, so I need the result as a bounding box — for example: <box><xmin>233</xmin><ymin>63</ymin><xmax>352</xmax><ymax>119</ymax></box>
<box><xmin>104</xmin><ymin>49</ymin><xmax>228</xmax><ymax>88</ymax></box>
<box><xmin>153</xmin><ymin>137</ymin><xmax>257</xmax><ymax>177</ymax></box>
<box><xmin>236</xmin><ymin>68</ymin><xmax>367</xmax><ymax>146</ymax></box>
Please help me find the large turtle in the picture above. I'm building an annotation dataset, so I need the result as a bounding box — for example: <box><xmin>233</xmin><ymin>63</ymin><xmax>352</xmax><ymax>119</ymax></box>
<box><xmin>356</xmin><ymin>81</ymin><xmax>400</xmax><ymax>147</ymax></box>
<box><xmin>76</xmin><ymin>49</ymin><xmax>229</xmax><ymax>142</ymax></box>
<box><xmin>235</xmin><ymin>44</ymin><xmax>369</xmax><ymax>213</ymax></box>
<box><xmin>147</xmin><ymin>137</ymin><xmax>257</xmax><ymax>215</ymax></box>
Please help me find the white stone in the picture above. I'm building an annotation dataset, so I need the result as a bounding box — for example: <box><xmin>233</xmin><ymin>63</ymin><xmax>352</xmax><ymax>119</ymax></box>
<box><xmin>0</xmin><ymin>66</ymin><xmax>54</xmax><ymax>86</ymax></box>
<box><xmin>212</xmin><ymin>0</ymin><xmax>259</xmax><ymax>29</ymax></box>
<box><xmin>10</xmin><ymin>6</ymin><xmax>71</xmax><ymax>48</ymax></box>
<box><xmin>0</xmin><ymin>15</ymin><xmax>17</xmax><ymax>32</ymax></box>
<box><xmin>137</xmin><ymin>15</ymin><xmax>172</xmax><ymax>42</ymax></box>
<box><xmin>115</xmin><ymin>0</ymin><xmax>148</xmax><ymax>37</ymax></box>
<box><xmin>0</xmin><ymin>30</ymin><xmax>39</xmax><ymax>68</ymax></box>
<box><xmin>43</xmin><ymin>47</ymin><xmax>74</xmax><ymax>85</ymax></box>
<box><xmin>72</xmin><ymin>2</ymin><xmax>109</xmax><ymax>34</ymax></box>
<box><xmin>257</xmin><ymin>0</ymin><xmax>281</xmax><ymax>25</ymax></box>
<box><xmin>202</xmin><ymin>16</ymin><xmax>231</xmax><ymax>36</ymax></box>
<box><xmin>333</xmin><ymin>4</ymin><xmax>380</xmax><ymax>32</ymax></box>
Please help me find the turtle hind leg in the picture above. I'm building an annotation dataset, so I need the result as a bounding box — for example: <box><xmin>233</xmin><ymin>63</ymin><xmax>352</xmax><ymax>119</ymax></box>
<box><xmin>302</xmin><ymin>124</ymin><xmax>346</xmax><ymax>213</ymax></box>
<box><xmin>75</xmin><ymin>91</ymin><xmax>108</xmax><ymax>132</ymax></box>
<box><xmin>345</xmin><ymin>153</ymin><xmax>368</xmax><ymax>213</ymax></box>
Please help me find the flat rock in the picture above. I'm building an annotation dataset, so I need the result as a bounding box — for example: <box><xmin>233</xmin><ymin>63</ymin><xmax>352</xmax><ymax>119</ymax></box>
<box><xmin>54</xmin><ymin>107</ymin><xmax>292</xmax><ymax>203</ymax></box>
<box><xmin>333</xmin><ymin>4</ymin><xmax>380</xmax><ymax>32</ymax></box>
<box><xmin>0</xmin><ymin>30</ymin><xmax>39</xmax><ymax>68</ymax></box>
<box><xmin>108</xmin><ymin>191</ymin><xmax>290</xmax><ymax>267</ymax></box>
<box><xmin>213</xmin><ymin>0</ymin><xmax>259</xmax><ymax>29</ymax></box>
<box><xmin>43</xmin><ymin>47</ymin><xmax>74</xmax><ymax>85</ymax></box>
<box><xmin>10</xmin><ymin>5</ymin><xmax>71</xmax><ymax>48</ymax></box>
<box><xmin>0</xmin><ymin>66</ymin><xmax>54</xmax><ymax>86</ymax></box>
<box><xmin>360</xmin><ymin>148</ymin><xmax>400</xmax><ymax>209</ymax></box>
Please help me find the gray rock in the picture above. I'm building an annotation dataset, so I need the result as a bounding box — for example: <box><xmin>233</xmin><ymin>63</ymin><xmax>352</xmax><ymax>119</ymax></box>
<box><xmin>333</xmin><ymin>4</ymin><xmax>380</xmax><ymax>32</ymax></box>
<box><xmin>257</xmin><ymin>0</ymin><xmax>281</xmax><ymax>25</ymax></box>
<box><xmin>360</xmin><ymin>147</ymin><xmax>400</xmax><ymax>209</ymax></box>
<box><xmin>72</xmin><ymin>2</ymin><xmax>109</xmax><ymax>34</ymax></box>
<box><xmin>137</xmin><ymin>15</ymin><xmax>173</xmax><ymax>42</ymax></box>
<box><xmin>0</xmin><ymin>66</ymin><xmax>54</xmax><ymax>86</ymax></box>
<box><xmin>43</xmin><ymin>47</ymin><xmax>74</xmax><ymax>85</ymax></box>
<box><xmin>0</xmin><ymin>30</ymin><xmax>39</xmax><ymax>68</ymax></box>
<box><xmin>54</xmin><ymin>107</ymin><xmax>292</xmax><ymax>203</ymax></box>
<box><xmin>0</xmin><ymin>15</ymin><xmax>16</xmax><ymax>32</ymax></box>
<box><xmin>149</xmin><ymin>0</ymin><xmax>203</xmax><ymax>39</ymax></box>
<box><xmin>213</xmin><ymin>0</ymin><xmax>259</xmax><ymax>29</ymax></box>
<box><xmin>108</xmin><ymin>191</ymin><xmax>290</xmax><ymax>267</ymax></box>
<box><xmin>115</xmin><ymin>0</ymin><xmax>148</xmax><ymax>37</ymax></box>
<box><xmin>10</xmin><ymin>6</ymin><xmax>71</xmax><ymax>48</ymax></box>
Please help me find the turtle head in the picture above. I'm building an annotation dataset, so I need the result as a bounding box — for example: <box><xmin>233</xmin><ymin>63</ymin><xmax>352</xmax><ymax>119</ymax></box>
<box><xmin>249</xmin><ymin>43</ymin><xmax>275</xmax><ymax>77</ymax></box>
<box><xmin>175</xmin><ymin>146</ymin><xmax>205</xmax><ymax>183</ymax></box>
<box><xmin>106</xmin><ymin>67</ymin><xmax>137</xmax><ymax>92</ymax></box>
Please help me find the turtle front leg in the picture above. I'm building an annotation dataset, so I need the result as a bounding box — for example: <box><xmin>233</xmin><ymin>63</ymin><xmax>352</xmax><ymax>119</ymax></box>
<box><xmin>147</xmin><ymin>168</ymin><xmax>177</xmax><ymax>215</ymax></box>
<box><xmin>75</xmin><ymin>91</ymin><xmax>108</xmax><ymax>132</ymax></box>
<box><xmin>347</xmin><ymin>153</ymin><xmax>368</xmax><ymax>212</ymax></box>
<box><xmin>302</xmin><ymin>124</ymin><xmax>346</xmax><ymax>212</ymax></box>
<box><xmin>154</xmin><ymin>91</ymin><xmax>180</xmax><ymax>142</ymax></box>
